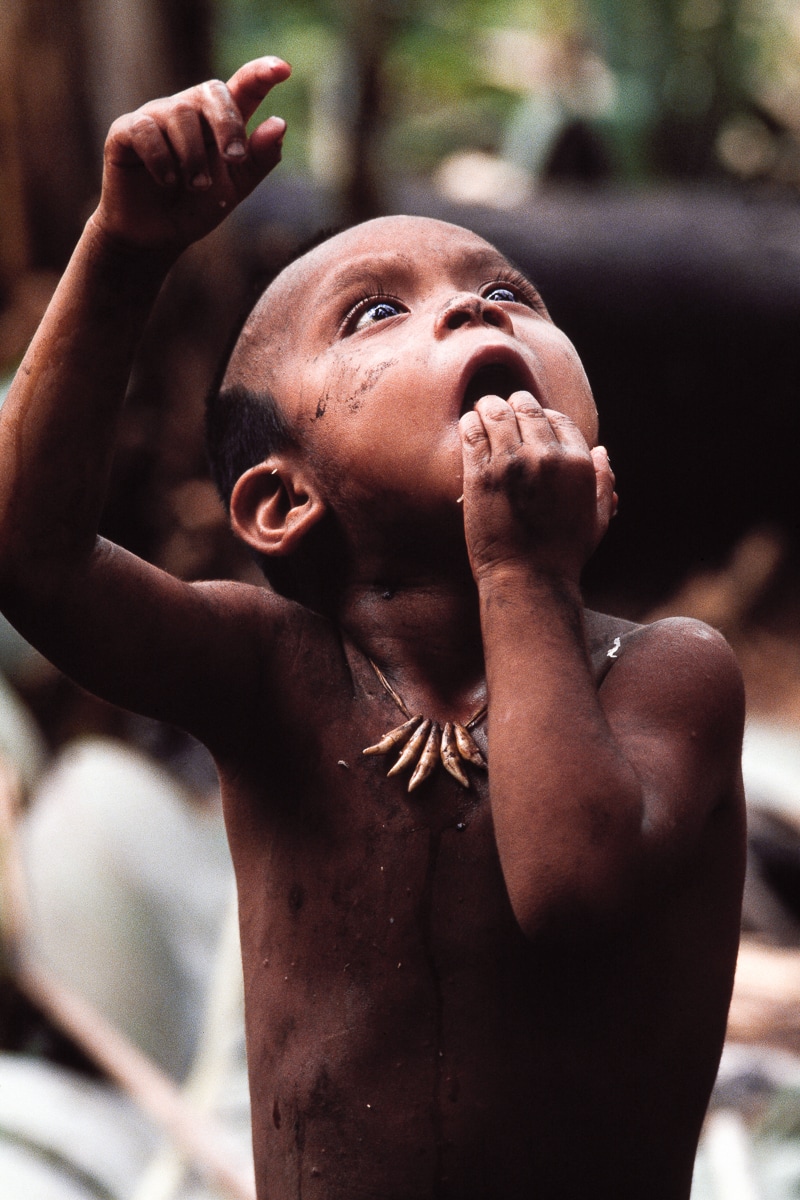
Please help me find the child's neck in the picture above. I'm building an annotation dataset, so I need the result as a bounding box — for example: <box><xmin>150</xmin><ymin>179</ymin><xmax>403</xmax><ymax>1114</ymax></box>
<box><xmin>337</xmin><ymin>568</ymin><xmax>486</xmax><ymax>725</ymax></box>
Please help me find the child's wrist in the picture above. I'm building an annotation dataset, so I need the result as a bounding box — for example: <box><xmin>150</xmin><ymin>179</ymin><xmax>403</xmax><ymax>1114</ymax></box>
<box><xmin>473</xmin><ymin>557</ymin><xmax>584</xmax><ymax>605</ymax></box>
<box><xmin>83</xmin><ymin>212</ymin><xmax>182</xmax><ymax>280</ymax></box>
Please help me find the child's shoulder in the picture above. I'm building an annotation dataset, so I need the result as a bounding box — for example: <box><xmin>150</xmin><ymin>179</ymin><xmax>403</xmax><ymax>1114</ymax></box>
<box><xmin>178</xmin><ymin>577</ymin><xmax>370</xmax><ymax>772</ymax></box>
<box><xmin>586</xmin><ymin>607</ymin><xmax>744</xmax><ymax>754</ymax></box>
<box><xmin>190</xmin><ymin>574</ymin><xmax>345</xmax><ymax>673</ymax></box>
<box><xmin>582</xmin><ymin>609</ymin><xmax>745</xmax><ymax>888</ymax></box>
<box><xmin>586</xmin><ymin>607</ymin><xmax>739</xmax><ymax>671</ymax></box>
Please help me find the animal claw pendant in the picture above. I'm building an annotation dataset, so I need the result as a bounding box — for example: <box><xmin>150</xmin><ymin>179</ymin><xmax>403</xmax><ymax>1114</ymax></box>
<box><xmin>363</xmin><ymin>716</ymin><xmax>487</xmax><ymax>791</ymax></box>
<box><xmin>362</xmin><ymin>661</ymin><xmax>488</xmax><ymax>792</ymax></box>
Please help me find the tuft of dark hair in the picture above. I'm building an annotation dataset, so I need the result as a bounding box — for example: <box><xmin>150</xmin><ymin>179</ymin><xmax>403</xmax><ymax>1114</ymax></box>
<box><xmin>204</xmin><ymin>226</ymin><xmax>349</xmax><ymax>609</ymax></box>
<box><xmin>206</xmin><ymin>381</ymin><xmax>295</xmax><ymax>510</ymax></box>
<box><xmin>205</xmin><ymin>224</ymin><xmax>345</xmax><ymax>509</ymax></box>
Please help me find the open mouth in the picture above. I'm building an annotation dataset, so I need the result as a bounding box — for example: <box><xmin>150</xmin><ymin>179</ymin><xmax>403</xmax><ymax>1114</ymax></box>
<box><xmin>461</xmin><ymin>362</ymin><xmax>531</xmax><ymax>412</ymax></box>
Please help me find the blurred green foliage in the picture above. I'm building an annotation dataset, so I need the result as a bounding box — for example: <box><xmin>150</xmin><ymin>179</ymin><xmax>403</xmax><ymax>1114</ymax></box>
<box><xmin>213</xmin><ymin>0</ymin><xmax>800</xmax><ymax>187</ymax></box>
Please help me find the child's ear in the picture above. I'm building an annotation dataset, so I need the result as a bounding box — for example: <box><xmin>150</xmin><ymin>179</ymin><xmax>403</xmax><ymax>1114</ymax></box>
<box><xmin>229</xmin><ymin>459</ymin><xmax>326</xmax><ymax>557</ymax></box>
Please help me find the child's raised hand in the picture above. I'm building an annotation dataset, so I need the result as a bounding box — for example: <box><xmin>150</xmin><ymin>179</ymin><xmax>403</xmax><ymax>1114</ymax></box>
<box><xmin>91</xmin><ymin>57</ymin><xmax>291</xmax><ymax>254</ymax></box>
<box><xmin>460</xmin><ymin>392</ymin><xmax>616</xmax><ymax>584</ymax></box>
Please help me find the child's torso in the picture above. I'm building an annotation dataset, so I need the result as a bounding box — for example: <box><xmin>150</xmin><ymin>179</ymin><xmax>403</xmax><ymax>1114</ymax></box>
<box><xmin>215</xmin><ymin>609</ymin><xmax>737</xmax><ymax>1200</ymax></box>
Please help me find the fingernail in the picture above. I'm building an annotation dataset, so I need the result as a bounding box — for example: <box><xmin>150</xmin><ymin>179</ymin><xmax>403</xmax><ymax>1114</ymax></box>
<box><xmin>164</xmin><ymin>171</ymin><xmax>177</xmax><ymax>186</ymax></box>
<box><xmin>191</xmin><ymin>173</ymin><xmax>211</xmax><ymax>189</ymax></box>
<box><xmin>270</xmin><ymin>116</ymin><xmax>287</xmax><ymax>141</ymax></box>
<box><xmin>225</xmin><ymin>140</ymin><xmax>246</xmax><ymax>158</ymax></box>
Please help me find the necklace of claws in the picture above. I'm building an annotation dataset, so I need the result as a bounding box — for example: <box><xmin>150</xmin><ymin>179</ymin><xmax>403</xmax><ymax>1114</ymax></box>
<box><xmin>362</xmin><ymin>658</ymin><xmax>487</xmax><ymax>792</ymax></box>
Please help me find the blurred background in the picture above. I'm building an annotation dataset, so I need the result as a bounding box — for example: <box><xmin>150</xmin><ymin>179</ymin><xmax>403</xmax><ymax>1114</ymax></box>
<box><xmin>2</xmin><ymin>2</ymin><xmax>800</xmax><ymax>1198</ymax></box>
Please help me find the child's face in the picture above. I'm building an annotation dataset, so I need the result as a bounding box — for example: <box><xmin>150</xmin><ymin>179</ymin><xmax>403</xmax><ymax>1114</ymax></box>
<box><xmin>231</xmin><ymin>217</ymin><xmax>598</xmax><ymax>519</ymax></box>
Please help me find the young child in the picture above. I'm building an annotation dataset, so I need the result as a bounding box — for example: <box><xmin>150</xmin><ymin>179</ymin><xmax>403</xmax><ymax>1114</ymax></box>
<box><xmin>0</xmin><ymin>58</ymin><xmax>746</xmax><ymax>1199</ymax></box>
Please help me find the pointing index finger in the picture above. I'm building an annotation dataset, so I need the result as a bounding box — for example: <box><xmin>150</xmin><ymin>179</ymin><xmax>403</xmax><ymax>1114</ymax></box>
<box><xmin>226</xmin><ymin>57</ymin><xmax>291</xmax><ymax>125</ymax></box>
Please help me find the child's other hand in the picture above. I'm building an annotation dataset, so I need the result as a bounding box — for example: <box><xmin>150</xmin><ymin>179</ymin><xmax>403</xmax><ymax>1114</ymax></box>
<box><xmin>460</xmin><ymin>392</ymin><xmax>616</xmax><ymax>584</ymax></box>
<box><xmin>91</xmin><ymin>57</ymin><xmax>291</xmax><ymax>254</ymax></box>
<box><xmin>590</xmin><ymin>443</ymin><xmax>618</xmax><ymax>551</ymax></box>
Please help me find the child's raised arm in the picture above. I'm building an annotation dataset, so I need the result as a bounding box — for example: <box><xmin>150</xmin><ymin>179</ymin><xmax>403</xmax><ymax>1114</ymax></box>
<box><xmin>460</xmin><ymin>393</ymin><xmax>746</xmax><ymax>939</ymax></box>
<box><xmin>0</xmin><ymin>58</ymin><xmax>291</xmax><ymax>745</ymax></box>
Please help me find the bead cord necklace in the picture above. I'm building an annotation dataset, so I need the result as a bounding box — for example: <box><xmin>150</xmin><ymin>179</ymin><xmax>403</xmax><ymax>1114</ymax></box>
<box><xmin>362</xmin><ymin>657</ymin><xmax>487</xmax><ymax>792</ymax></box>
<box><xmin>362</xmin><ymin>635</ymin><xmax>624</xmax><ymax>791</ymax></box>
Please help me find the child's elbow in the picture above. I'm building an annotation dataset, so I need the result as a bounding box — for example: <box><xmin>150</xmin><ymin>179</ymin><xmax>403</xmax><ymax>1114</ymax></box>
<box><xmin>504</xmin><ymin>808</ymin><xmax>644</xmax><ymax>943</ymax></box>
<box><xmin>511</xmin><ymin>876</ymin><xmax>640</xmax><ymax>945</ymax></box>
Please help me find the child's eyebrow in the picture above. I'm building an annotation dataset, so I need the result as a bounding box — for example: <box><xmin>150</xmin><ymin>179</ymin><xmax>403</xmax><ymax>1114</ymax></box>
<box><xmin>323</xmin><ymin>254</ymin><xmax>415</xmax><ymax>300</ymax></box>
<box><xmin>460</xmin><ymin>247</ymin><xmax>527</xmax><ymax>279</ymax></box>
<box><xmin>321</xmin><ymin>247</ymin><xmax>532</xmax><ymax>301</ymax></box>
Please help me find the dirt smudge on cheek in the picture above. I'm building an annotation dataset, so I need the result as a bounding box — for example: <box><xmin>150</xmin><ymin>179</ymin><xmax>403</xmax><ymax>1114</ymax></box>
<box><xmin>311</xmin><ymin>357</ymin><xmax>400</xmax><ymax>418</ymax></box>
<box><xmin>347</xmin><ymin>359</ymin><xmax>399</xmax><ymax>414</ymax></box>
<box><xmin>358</xmin><ymin>359</ymin><xmax>398</xmax><ymax>395</ymax></box>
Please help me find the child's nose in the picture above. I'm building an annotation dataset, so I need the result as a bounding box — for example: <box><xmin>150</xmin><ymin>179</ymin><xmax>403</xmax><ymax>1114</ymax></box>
<box><xmin>434</xmin><ymin>294</ymin><xmax>513</xmax><ymax>338</ymax></box>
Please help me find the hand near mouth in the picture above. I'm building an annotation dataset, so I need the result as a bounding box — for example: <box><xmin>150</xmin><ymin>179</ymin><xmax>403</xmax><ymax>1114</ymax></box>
<box><xmin>459</xmin><ymin>390</ymin><xmax>616</xmax><ymax>585</ymax></box>
<box><xmin>459</xmin><ymin>352</ymin><xmax>539</xmax><ymax>415</ymax></box>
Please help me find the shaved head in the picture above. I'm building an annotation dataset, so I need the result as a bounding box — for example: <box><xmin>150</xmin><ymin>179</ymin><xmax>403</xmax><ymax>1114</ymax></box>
<box><xmin>223</xmin><ymin>216</ymin><xmax>511</xmax><ymax>396</ymax></box>
<box><xmin>207</xmin><ymin>212</ymin><xmax>598</xmax><ymax>607</ymax></box>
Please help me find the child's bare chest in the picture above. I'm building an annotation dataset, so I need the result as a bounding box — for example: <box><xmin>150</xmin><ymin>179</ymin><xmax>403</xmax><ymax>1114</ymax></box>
<box><xmin>212</xmin><ymin>613</ymin><xmax>697</xmax><ymax>1198</ymax></box>
<box><xmin>216</xmin><ymin>606</ymin><xmax>641</xmax><ymax>1053</ymax></box>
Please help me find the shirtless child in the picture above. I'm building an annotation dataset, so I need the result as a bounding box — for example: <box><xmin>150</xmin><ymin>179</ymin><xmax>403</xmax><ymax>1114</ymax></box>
<box><xmin>0</xmin><ymin>58</ymin><xmax>745</xmax><ymax>1199</ymax></box>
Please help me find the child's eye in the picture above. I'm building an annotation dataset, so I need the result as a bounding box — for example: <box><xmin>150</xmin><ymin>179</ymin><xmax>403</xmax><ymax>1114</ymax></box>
<box><xmin>484</xmin><ymin>286</ymin><xmax>517</xmax><ymax>304</ymax></box>
<box><xmin>481</xmin><ymin>272</ymin><xmax>546</xmax><ymax>313</ymax></box>
<box><xmin>349</xmin><ymin>298</ymin><xmax>405</xmax><ymax>332</ymax></box>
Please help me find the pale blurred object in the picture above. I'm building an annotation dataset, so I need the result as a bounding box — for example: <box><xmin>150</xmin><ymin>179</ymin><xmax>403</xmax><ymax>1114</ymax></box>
<box><xmin>433</xmin><ymin>150</ymin><xmax>533</xmax><ymax>208</ymax></box>
<box><xmin>695</xmin><ymin>1108</ymin><xmax>762</xmax><ymax>1200</ymax></box>
<box><xmin>22</xmin><ymin>737</ymin><xmax>232</xmax><ymax>1080</ymax></box>
<box><xmin>729</xmin><ymin>940</ymin><xmax>800</xmax><ymax>1054</ymax></box>
<box><xmin>484</xmin><ymin>29</ymin><xmax>617</xmax><ymax>184</ymax></box>
<box><xmin>717</xmin><ymin>115</ymin><xmax>779</xmax><ymax>180</ymax></box>
<box><xmin>744</xmin><ymin>722</ymin><xmax>800</xmax><ymax>827</ymax></box>
<box><xmin>1</xmin><ymin>735</ymin><xmax>254</xmax><ymax>1198</ymax></box>
<box><xmin>131</xmin><ymin>900</ymin><xmax>252</xmax><ymax>1200</ymax></box>
<box><xmin>0</xmin><ymin>1055</ymin><xmax>158</xmax><ymax>1200</ymax></box>
<box><xmin>0</xmin><ymin>670</ymin><xmax>47</xmax><ymax>798</ymax></box>
<box><xmin>481</xmin><ymin>28</ymin><xmax>617</xmax><ymax>117</ymax></box>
